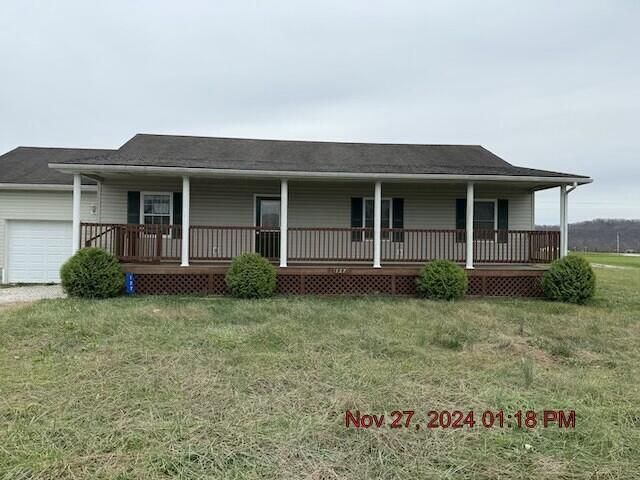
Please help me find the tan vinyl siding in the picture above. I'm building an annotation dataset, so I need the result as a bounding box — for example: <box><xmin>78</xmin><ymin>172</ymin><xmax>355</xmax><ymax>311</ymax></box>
<box><xmin>0</xmin><ymin>189</ymin><xmax>97</xmax><ymax>273</ymax></box>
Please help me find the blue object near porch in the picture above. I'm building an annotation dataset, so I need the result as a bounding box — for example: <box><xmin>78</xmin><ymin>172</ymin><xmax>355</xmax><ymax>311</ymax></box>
<box><xmin>125</xmin><ymin>272</ymin><xmax>135</xmax><ymax>295</ymax></box>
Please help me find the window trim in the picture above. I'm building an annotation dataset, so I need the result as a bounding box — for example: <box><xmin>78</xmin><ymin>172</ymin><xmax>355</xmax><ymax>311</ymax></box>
<box><xmin>139</xmin><ymin>191</ymin><xmax>174</xmax><ymax>227</ymax></box>
<box><xmin>362</xmin><ymin>197</ymin><xmax>393</xmax><ymax>241</ymax></box>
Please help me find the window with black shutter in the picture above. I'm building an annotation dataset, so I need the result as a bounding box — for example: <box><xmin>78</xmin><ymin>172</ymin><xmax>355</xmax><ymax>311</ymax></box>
<box><xmin>350</xmin><ymin>198</ymin><xmax>363</xmax><ymax>242</ymax></box>
<box><xmin>455</xmin><ymin>199</ymin><xmax>466</xmax><ymax>242</ymax></box>
<box><xmin>392</xmin><ymin>198</ymin><xmax>404</xmax><ymax>242</ymax></box>
<box><xmin>127</xmin><ymin>191</ymin><xmax>140</xmax><ymax>224</ymax></box>
<box><xmin>172</xmin><ymin>192</ymin><xmax>182</xmax><ymax>239</ymax></box>
<box><xmin>497</xmin><ymin>199</ymin><xmax>509</xmax><ymax>243</ymax></box>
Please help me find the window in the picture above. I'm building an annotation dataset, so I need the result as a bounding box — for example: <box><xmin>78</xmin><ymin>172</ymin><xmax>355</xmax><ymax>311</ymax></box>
<box><xmin>141</xmin><ymin>193</ymin><xmax>172</xmax><ymax>226</ymax></box>
<box><xmin>456</xmin><ymin>198</ymin><xmax>507</xmax><ymax>243</ymax></box>
<box><xmin>474</xmin><ymin>200</ymin><xmax>496</xmax><ymax>240</ymax></box>
<box><xmin>364</xmin><ymin>198</ymin><xmax>392</xmax><ymax>240</ymax></box>
<box><xmin>351</xmin><ymin>197</ymin><xmax>404</xmax><ymax>242</ymax></box>
<box><xmin>257</xmin><ymin>198</ymin><xmax>281</xmax><ymax>228</ymax></box>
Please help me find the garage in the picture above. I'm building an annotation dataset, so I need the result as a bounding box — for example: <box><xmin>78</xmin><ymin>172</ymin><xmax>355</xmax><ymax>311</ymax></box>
<box><xmin>6</xmin><ymin>220</ymin><xmax>72</xmax><ymax>283</ymax></box>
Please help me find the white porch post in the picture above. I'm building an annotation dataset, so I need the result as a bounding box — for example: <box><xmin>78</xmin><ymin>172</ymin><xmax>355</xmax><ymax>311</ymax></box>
<box><xmin>279</xmin><ymin>179</ymin><xmax>288</xmax><ymax>267</ymax></box>
<box><xmin>373</xmin><ymin>181</ymin><xmax>382</xmax><ymax>268</ymax></box>
<box><xmin>560</xmin><ymin>184</ymin><xmax>568</xmax><ymax>257</ymax></box>
<box><xmin>71</xmin><ymin>174</ymin><xmax>81</xmax><ymax>254</ymax></box>
<box><xmin>181</xmin><ymin>176</ymin><xmax>190</xmax><ymax>267</ymax></box>
<box><xmin>465</xmin><ymin>182</ymin><xmax>474</xmax><ymax>269</ymax></box>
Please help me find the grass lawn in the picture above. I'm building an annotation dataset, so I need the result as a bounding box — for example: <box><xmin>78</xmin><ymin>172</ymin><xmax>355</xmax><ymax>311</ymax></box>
<box><xmin>1</xmin><ymin>260</ymin><xmax>639</xmax><ymax>479</ymax></box>
<box><xmin>582</xmin><ymin>252</ymin><xmax>640</xmax><ymax>269</ymax></box>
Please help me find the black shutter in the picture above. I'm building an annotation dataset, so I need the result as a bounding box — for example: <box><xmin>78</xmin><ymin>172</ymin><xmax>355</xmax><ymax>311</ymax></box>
<box><xmin>172</xmin><ymin>192</ymin><xmax>183</xmax><ymax>239</ymax></box>
<box><xmin>392</xmin><ymin>198</ymin><xmax>404</xmax><ymax>242</ymax></box>
<box><xmin>497</xmin><ymin>199</ymin><xmax>508</xmax><ymax>243</ymax></box>
<box><xmin>455</xmin><ymin>198</ymin><xmax>466</xmax><ymax>242</ymax></box>
<box><xmin>127</xmin><ymin>191</ymin><xmax>140</xmax><ymax>224</ymax></box>
<box><xmin>351</xmin><ymin>197</ymin><xmax>363</xmax><ymax>242</ymax></box>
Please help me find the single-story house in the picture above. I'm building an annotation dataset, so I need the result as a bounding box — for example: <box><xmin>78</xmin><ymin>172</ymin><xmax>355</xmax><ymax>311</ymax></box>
<box><xmin>41</xmin><ymin>133</ymin><xmax>591</xmax><ymax>296</ymax></box>
<box><xmin>0</xmin><ymin>147</ymin><xmax>112</xmax><ymax>283</ymax></box>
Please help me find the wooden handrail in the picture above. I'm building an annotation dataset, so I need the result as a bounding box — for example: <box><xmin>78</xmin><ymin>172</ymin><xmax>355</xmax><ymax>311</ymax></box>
<box><xmin>83</xmin><ymin>224</ymin><xmax>117</xmax><ymax>246</ymax></box>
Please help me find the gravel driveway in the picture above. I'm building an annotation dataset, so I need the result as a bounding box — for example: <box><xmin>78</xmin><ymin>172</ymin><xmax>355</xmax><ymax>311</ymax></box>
<box><xmin>0</xmin><ymin>285</ymin><xmax>66</xmax><ymax>305</ymax></box>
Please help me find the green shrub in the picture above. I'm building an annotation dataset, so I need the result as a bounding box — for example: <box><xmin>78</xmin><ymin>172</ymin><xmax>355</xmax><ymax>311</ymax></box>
<box><xmin>541</xmin><ymin>254</ymin><xmax>595</xmax><ymax>304</ymax></box>
<box><xmin>225</xmin><ymin>253</ymin><xmax>277</xmax><ymax>299</ymax></box>
<box><xmin>60</xmin><ymin>247</ymin><xmax>124</xmax><ymax>298</ymax></box>
<box><xmin>416</xmin><ymin>260</ymin><xmax>467</xmax><ymax>300</ymax></box>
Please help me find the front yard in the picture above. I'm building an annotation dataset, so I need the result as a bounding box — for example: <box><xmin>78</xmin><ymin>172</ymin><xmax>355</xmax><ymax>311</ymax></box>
<box><xmin>1</xmin><ymin>256</ymin><xmax>639</xmax><ymax>479</ymax></box>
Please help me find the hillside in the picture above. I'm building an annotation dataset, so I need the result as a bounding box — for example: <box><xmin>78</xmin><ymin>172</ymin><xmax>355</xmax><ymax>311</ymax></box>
<box><xmin>537</xmin><ymin>219</ymin><xmax>640</xmax><ymax>253</ymax></box>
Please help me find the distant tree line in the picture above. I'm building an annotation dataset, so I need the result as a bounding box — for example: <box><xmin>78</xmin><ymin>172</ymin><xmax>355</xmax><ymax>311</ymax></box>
<box><xmin>537</xmin><ymin>219</ymin><xmax>640</xmax><ymax>253</ymax></box>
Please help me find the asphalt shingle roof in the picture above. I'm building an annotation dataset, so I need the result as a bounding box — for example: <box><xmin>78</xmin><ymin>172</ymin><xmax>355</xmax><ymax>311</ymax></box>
<box><xmin>55</xmin><ymin>134</ymin><xmax>589</xmax><ymax>179</ymax></box>
<box><xmin>0</xmin><ymin>147</ymin><xmax>113</xmax><ymax>185</ymax></box>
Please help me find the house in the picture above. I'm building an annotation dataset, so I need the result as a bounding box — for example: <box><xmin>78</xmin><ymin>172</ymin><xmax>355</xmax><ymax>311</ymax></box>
<box><xmin>0</xmin><ymin>147</ymin><xmax>112</xmax><ymax>283</ymax></box>
<box><xmin>44</xmin><ymin>133</ymin><xmax>591</xmax><ymax>296</ymax></box>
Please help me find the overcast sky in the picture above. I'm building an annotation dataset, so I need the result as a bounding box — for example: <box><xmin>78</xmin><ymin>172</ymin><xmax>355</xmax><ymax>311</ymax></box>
<box><xmin>1</xmin><ymin>1</ymin><xmax>638</xmax><ymax>224</ymax></box>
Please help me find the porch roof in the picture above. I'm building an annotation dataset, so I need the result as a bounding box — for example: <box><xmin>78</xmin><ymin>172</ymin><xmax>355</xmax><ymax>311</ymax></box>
<box><xmin>49</xmin><ymin>133</ymin><xmax>592</xmax><ymax>186</ymax></box>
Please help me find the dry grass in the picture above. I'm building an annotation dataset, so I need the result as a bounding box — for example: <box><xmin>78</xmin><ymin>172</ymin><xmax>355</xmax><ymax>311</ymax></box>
<box><xmin>0</xmin><ymin>256</ymin><xmax>639</xmax><ymax>479</ymax></box>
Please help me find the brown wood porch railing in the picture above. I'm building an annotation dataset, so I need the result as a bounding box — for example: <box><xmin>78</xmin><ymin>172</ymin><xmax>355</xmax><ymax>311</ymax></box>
<box><xmin>80</xmin><ymin>223</ymin><xmax>560</xmax><ymax>264</ymax></box>
<box><xmin>189</xmin><ymin>225</ymin><xmax>279</xmax><ymax>261</ymax></box>
<box><xmin>528</xmin><ymin>230</ymin><xmax>561</xmax><ymax>263</ymax></box>
<box><xmin>380</xmin><ymin>229</ymin><xmax>465</xmax><ymax>262</ymax></box>
<box><xmin>80</xmin><ymin>223</ymin><xmax>182</xmax><ymax>262</ymax></box>
<box><xmin>473</xmin><ymin>229</ymin><xmax>559</xmax><ymax>263</ymax></box>
<box><xmin>80</xmin><ymin>223</ymin><xmax>280</xmax><ymax>262</ymax></box>
<box><xmin>287</xmin><ymin>227</ymin><xmax>374</xmax><ymax>261</ymax></box>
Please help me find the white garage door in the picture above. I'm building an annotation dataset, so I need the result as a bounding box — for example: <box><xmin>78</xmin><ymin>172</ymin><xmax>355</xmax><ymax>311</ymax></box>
<box><xmin>7</xmin><ymin>220</ymin><xmax>72</xmax><ymax>283</ymax></box>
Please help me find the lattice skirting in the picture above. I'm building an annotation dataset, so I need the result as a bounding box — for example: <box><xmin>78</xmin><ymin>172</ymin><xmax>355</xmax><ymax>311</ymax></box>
<box><xmin>131</xmin><ymin>271</ymin><xmax>544</xmax><ymax>297</ymax></box>
<box><xmin>466</xmin><ymin>275</ymin><xmax>543</xmax><ymax>297</ymax></box>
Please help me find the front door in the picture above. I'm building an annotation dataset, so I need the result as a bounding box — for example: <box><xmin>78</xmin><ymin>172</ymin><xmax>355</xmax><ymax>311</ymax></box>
<box><xmin>255</xmin><ymin>196</ymin><xmax>280</xmax><ymax>258</ymax></box>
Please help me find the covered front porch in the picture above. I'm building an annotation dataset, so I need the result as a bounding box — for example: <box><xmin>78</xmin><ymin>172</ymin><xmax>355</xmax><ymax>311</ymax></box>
<box><xmin>74</xmin><ymin>176</ymin><xmax>566</xmax><ymax>268</ymax></box>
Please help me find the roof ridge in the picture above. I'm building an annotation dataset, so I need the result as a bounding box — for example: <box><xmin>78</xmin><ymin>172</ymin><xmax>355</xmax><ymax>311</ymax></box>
<box><xmin>132</xmin><ymin>133</ymin><xmax>484</xmax><ymax>148</ymax></box>
<box><xmin>13</xmin><ymin>146</ymin><xmax>115</xmax><ymax>152</ymax></box>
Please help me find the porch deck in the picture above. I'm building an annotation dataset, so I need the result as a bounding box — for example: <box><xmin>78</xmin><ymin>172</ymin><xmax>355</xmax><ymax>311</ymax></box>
<box><xmin>122</xmin><ymin>262</ymin><xmax>549</xmax><ymax>273</ymax></box>
<box><xmin>82</xmin><ymin>222</ymin><xmax>556</xmax><ymax>297</ymax></box>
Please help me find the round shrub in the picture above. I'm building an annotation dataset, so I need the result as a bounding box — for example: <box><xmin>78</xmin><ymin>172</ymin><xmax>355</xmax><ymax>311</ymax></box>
<box><xmin>60</xmin><ymin>247</ymin><xmax>124</xmax><ymax>298</ymax></box>
<box><xmin>416</xmin><ymin>260</ymin><xmax>467</xmax><ymax>300</ymax></box>
<box><xmin>542</xmin><ymin>254</ymin><xmax>595</xmax><ymax>304</ymax></box>
<box><xmin>225</xmin><ymin>252</ymin><xmax>277</xmax><ymax>298</ymax></box>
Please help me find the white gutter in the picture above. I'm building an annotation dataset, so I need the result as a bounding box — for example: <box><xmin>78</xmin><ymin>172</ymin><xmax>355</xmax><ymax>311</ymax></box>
<box><xmin>0</xmin><ymin>183</ymin><xmax>97</xmax><ymax>191</ymax></box>
<box><xmin>48</xmin><ymin>163</ymin><xmax>593</xmax><ymax>185</ymax></box>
